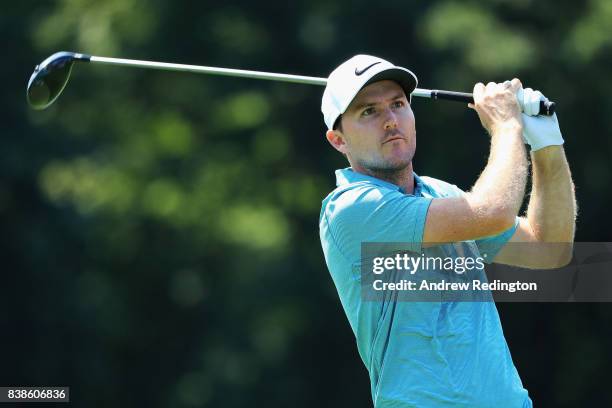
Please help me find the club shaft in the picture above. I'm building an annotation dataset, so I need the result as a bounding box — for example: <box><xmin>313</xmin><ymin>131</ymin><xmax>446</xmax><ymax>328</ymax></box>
<box><xmin>88</xmin><ymin>55</ymin><xmax>554</xmax><ymax>114</ymax></box>
<box><xmin>90</xmin><ymin>56</ymin><xmax>329</xmax><ymax>86</ymax></box>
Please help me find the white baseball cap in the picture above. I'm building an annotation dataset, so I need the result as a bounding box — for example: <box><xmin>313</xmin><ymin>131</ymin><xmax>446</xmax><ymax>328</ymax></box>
<box><xmin>321</xmin><ymin>54</ymin><xmax>418</xmax><ymax>130</ymax></box>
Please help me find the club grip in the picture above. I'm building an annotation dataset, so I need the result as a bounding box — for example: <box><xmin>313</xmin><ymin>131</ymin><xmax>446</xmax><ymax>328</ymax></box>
<box><xmin>431</xmin><ymin>90</ymin><xmax>556</xmax><ymax>116</ymax></box>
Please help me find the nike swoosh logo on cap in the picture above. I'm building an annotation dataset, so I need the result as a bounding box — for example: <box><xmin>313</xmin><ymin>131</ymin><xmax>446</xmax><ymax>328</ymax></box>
<box><xmin>355</xmin><ymin>62</ymin><xmax>381</xmax><ymax>76</ymax></box>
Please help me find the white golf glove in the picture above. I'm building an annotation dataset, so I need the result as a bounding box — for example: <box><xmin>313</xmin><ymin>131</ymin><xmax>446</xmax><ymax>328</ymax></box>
<box><xmin>517</xmin><ymin>87</ymin><xmax>564</xmax><ymax>151</ymax></box>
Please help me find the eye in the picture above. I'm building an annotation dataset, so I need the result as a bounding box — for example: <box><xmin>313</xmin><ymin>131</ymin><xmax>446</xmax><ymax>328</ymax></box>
<box><xmin>392</xmin><ymin>100</ymin><xmax>405</xmax><ymax>109</ymax></box>
<box><xmin>361</xmin><ymin>107</ymin><xmax>375</xmax><ymax>117</ymax></box>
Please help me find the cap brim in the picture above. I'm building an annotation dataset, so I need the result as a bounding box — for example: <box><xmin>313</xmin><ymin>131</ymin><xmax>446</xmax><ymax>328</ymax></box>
<box><xmin>364</xmin><ymin>68</ymin><xmax>418</xmax><ymax>99</ymax></box>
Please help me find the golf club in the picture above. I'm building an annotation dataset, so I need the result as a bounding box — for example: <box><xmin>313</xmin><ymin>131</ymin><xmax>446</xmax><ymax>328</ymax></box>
<box><xmin>27</xmin><ymin>51</ymin><xmax>556</xmax><ymax>115</ymax></box>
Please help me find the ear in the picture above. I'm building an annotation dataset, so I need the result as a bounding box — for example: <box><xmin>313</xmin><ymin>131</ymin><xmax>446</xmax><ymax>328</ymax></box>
<box><xmin>326</xmin><ymin>129</ymin><xmax>348</xmax><ymax>154</ymax></box>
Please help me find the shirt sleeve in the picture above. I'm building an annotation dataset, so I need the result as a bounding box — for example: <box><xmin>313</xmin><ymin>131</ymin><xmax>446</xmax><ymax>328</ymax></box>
<box><xmin>474</xmin><ymin>217</ymin><xmax>520</xmax><ymax>263</ymax></box>
<box><xmin>326</xmin><ymin>185</ymin><xmax>433</xmax><ymax>261</ymax></box>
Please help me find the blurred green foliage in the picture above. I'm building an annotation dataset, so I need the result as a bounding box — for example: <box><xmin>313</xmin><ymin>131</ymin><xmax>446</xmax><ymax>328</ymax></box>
<box><xmin>2</xmin><ymin>0</ymin><xmax>612</xmax><ymax>407</ymax></box>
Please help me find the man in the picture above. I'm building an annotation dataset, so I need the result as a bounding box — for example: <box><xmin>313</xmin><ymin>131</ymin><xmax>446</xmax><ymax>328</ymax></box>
<box><xmin>318</xmin><ymin>55</ymin><xmax>576</xmax><ymax>407</ymax></box>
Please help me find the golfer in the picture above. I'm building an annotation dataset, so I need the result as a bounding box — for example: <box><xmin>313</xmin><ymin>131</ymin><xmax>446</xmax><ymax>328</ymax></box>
<box><xmin>319</xmin><ymin>55</ymin><xmax>576</xmax><ymax>407</ymax></box>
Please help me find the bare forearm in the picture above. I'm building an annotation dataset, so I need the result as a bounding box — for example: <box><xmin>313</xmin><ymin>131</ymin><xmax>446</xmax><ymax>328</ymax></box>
<box><xmin>470</xmin><ymin>126</ymin><xmax>528</xmax><ymax>223</ymax></box>
<box><xmin>527</xmin><ymin>146</ymin><xmax>576</xmax><ymax>242</ymax></box>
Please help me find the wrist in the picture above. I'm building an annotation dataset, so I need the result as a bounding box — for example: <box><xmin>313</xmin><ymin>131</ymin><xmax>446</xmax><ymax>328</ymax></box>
<box><xmin>490</xmin><ymin>119</ymin><xmax>523</xmax><ymax>138</ymax></box>
<box><xmin>531</xmin><ymin>146</ymin><xmax>567</xmax><ymax>173</ymax></box>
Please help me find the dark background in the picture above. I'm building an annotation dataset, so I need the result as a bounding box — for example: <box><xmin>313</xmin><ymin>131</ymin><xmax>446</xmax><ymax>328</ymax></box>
<box><xmin>3</xmin><ymin>0</ymin><xmax>611</xmax><ymax>406</ymax></box>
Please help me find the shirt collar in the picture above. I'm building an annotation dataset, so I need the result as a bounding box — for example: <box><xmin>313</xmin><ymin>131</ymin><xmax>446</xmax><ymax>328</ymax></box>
<box><xmin>335</xmin><ymin>167</ymin><xmax>425</xmax><ymax>196</ymax></box>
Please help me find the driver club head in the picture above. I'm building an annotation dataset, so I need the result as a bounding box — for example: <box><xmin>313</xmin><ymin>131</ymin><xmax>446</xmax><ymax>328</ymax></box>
<box><xmin>27</xmin><ymin>51</ymin><xmax>90</xmax><ymax>110</ymax></box>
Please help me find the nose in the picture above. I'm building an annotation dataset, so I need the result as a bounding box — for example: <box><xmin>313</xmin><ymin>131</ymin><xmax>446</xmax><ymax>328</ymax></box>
<box><xmin>383</xmin><ymin>108</ymin><xmax>398</xmax><ymax>130</ymax></box>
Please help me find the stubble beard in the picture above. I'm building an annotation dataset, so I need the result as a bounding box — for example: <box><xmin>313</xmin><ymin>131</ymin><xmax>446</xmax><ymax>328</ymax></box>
<box><xmin>358</xmin><ymin>156</ymin><xmax>411</xmax><ymax>178</ymax></box>
<box><xmin>355</xmin><ymin>149</ymin><xmax>414</xmax><ymax>185</ymax></box>
<box><xmin>360</xmin><ymin>129</ymin><xmax>414</xmax><ymax>179</ymax></box>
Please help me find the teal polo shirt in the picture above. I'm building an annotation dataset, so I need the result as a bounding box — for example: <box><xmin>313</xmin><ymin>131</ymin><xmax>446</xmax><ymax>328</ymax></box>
<box><xmin>319</xmin><ymin>168</ymin><xmax>531</xmax><ymax>408</ymax></box>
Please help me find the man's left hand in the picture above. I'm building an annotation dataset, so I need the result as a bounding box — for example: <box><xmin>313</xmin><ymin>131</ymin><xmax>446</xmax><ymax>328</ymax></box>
<box><xmin>518</xmin><ymin>87</ymin><xmax>564</xmax><ymax>151</ymax></box>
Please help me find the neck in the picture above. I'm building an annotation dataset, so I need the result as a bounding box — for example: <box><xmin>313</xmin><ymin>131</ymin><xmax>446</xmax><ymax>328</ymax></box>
<box><xmin>354</xmin><ymin>162</ymin><xmax>415</xmax><ymax>194</ymax></box>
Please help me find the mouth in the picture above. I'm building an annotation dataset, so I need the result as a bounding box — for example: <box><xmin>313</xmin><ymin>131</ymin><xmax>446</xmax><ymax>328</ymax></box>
<box><xmin>382</xmin><ymin>136</ymin><xmax>405</xmax><ymax>145</ymax></box>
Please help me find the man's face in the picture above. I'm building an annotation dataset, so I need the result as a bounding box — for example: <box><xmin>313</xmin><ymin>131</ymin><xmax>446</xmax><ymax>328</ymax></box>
<box><xmin>326</xmin><ymin>80</ymin><xmax>416</xmax><ymax>174</ymax></box>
